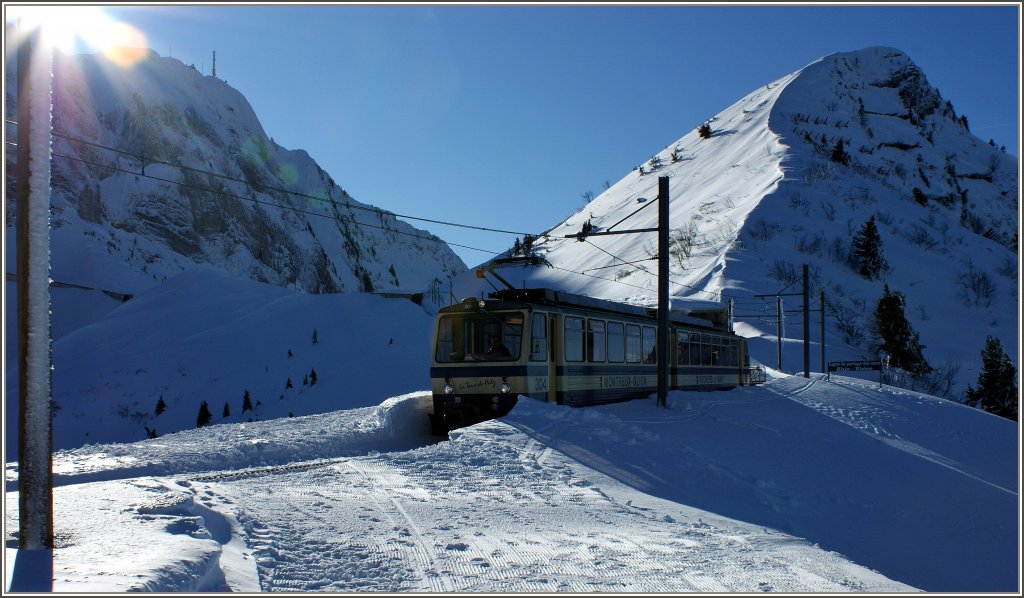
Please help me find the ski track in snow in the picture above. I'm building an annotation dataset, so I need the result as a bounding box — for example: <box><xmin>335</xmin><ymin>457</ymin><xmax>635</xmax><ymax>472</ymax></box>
<box><xmin>162</xmin><ymin>414</ymin><xmax>907</xmax><ymax>593</ymax></box>
<box><xmin>777</xmin><ymin>375</ymin><xmax>1018</xmax><ymax>497</ymax></box>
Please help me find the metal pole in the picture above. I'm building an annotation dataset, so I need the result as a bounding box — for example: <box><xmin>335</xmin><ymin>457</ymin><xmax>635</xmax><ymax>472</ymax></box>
<box><xmin>820</xmin><ymin>291</ymin><xmax>826</xmax><ymax>375</ymax></box>
<box><xmin>16</xmin><ymin>22</ymin><xmax>54</xmax><ymax>551</ymax></box>
<box><xmin>802</xmin><ymin>264</ymin><xmax>809</xmax><ymax>378</ymax></box>
<box><xmin>776</xmin><ymin>295</ymin><xmax>782</xmax><ymax>371</ymax></box>
<box><xmin>657</xmin><ymin>176</ymin><xmax>670</xmax><ymax>408</ymax></box>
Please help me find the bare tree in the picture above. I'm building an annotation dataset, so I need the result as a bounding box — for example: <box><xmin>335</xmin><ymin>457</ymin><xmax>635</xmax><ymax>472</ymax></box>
<box><xmin>669</xmin><ymin>219</ymin><xmax>703</xmax><ymax>270</ymax></box>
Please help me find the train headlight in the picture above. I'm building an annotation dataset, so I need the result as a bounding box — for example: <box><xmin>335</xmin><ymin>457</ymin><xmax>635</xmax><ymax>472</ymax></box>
<box><xmin>499</xmin><ymin>382</ymin><xmax>512</xmax><ymax>394</ymax></box>
<box><xmin>443</xmin><ymin>384</ymin><xmax>455</xmax><ymax>395</ymax></box>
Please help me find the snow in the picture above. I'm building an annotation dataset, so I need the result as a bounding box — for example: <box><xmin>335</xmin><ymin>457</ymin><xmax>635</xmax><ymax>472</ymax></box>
<box><xmin>3</xmin><ymin>44</ymin><xmax>1019</xmax><ymax>593</ymax></box>
<box><xmin>5</xmin><ymin>374</ymin><xmax>1018</xmax><ymax>592</ymax></box>
<box><xmin>452</xmin><ymin>47</ymin><xmax>1017</xmax><ymax>402</ymax></box>
<box><xmin>7</xmin><ymin>270</ymin><xmax>439</xmax><ymax>453</ymax></box>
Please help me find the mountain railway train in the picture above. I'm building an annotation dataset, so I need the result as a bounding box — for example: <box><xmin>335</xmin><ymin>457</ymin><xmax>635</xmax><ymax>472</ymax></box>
<box><xmin>429</xmin><ymin>287</ymin><xmax>753</xmax><ymax>435</ymax></box>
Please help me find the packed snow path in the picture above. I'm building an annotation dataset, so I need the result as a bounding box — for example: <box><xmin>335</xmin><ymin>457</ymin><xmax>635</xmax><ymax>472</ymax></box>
<box><xmin>8</xmin><ymin>374</ymin><xmax>1017</xmax><ymax>592</ymax></box>
<box><xmin>188</xmin><ymin>417</ymin><xmax>901</xmax><ymax>593</ymax></box>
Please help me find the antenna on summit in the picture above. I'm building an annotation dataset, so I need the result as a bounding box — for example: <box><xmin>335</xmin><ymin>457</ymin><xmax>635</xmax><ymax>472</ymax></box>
<box><xmin>212</xmin><ymin>50</ymin><xmax>217</xmax><ymax>78</ymax></box>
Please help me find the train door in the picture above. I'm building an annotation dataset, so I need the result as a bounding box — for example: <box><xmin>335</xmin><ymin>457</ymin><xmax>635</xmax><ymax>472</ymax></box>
<box><xmin>529</xmin><ymin>311</ymin><xmax>557</xmax><ymax>403</ymax></box>
<box><xmin>547</xmin><ymin>312</ymin><xmax>560</xmax><ymax>403</ymax></box>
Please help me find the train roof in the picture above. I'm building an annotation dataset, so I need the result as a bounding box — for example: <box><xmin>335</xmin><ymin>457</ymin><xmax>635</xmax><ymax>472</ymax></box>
<box><xmin>441</xmin><ymin>288</ymin><xmax>731</xmax><ymax>332</ymax></box>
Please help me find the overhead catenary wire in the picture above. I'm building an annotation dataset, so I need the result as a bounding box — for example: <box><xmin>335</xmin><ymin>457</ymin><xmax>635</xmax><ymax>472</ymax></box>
<box><xmin>48</xmin><ymin>149</ymin><xmax>720</xmax><ymax>297</ymax></box>
<box><xmin>583</xmin><ymin>239</ymin><xmax>651</xmax><ymax>273</ymax></box>
<box><xmin>46</xmin><ymin>129</ymin><xmax>537</xmax><ymax>238</ymax></box>
<box><xmin>48</xmin><ymin>150</ymin><xmax>501</xmax><ymax>255</ymax></box>
<box><xmin>582</xmin><ymin>238</ymin><xmax>719</xmax><ymax>299</ymax></box>
<box><xmin>603</xmin><ymin>193</ymin><xmax>660</xmax><ymax>233</ymax></box>
<box><xmin>9</xmin><ymin>121</ymin><xmax>726</xmax><ymax>298</ymax></box>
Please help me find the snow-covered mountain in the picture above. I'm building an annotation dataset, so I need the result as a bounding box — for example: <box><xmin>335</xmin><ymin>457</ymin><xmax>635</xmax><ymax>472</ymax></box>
<box><xmin>4</xmin><ymin>44</ymin><xmax>465</xmax><ymax>299</ymax></box>
<box><xmin>456</xmin><ymin>46</ymin><xmax>1018</xmax><ymax>401</ymax></box>
<box><xmin>3</xmin><ymin>45</ymin><xmax>1016</xmax><ymax>451</ymax></box>
<box><xmin>3</xmin><ymin>44</ymin><xmax>1018</xmax><ymax>593</ymax></box>
<box><xmin>3</xmin><ymin>43</ymin><xmax>466</xmax><ymax>451</ymax></box>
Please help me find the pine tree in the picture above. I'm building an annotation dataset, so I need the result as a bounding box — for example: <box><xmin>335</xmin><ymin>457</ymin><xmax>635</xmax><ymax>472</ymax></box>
<box><xmin>522</xmin><ymin>234</ymin><xmax>535</xmax><ymax>255</ymax></box>
<box><xmin>851</xmin><ymin>216</ymin><xmax>887</xmax><ymax>280</ymax></box>
<box><xmin>196</xmin><ymin>401</ymin><xmax>213</xmax><ymax>428</ymax></box>
<box><xmin>155</xmin><ymin>396</ymin><xmax>167</xmax><ymax>417</ymax></box>
<box><xmin>312</xmin><ymin>329</ymin><xmax>319</xmax><ymax>344</ymax></box>
<box><xmin>223</xmin><ymin>402</ymin><xmax>231</xmax><ymax>418</ymax></box>
<box><xmin>912</xmin><ymin>187</ymin><xmax>928</xmax><ymax>206</ymax></box>
<box><xmin>242</xmin><ymin>390</ymin><xmax>253</xmax><ymax>413</ymax></box>
<box><xmin>697</xmin><ymin>122</ymin><xmax>712</xmax><ymax>139</ymax></box>
<box><xmin>874</xmin><ymin>284</ymin><xmax>931</xmax><ymax>375</ymax></box>
<box><xmin>286</xmin><ymin>377</ymin><xmax>293</xmax><ymax>389</ymax></box>
<box><xmin>830</xmin><ymin>139</ymin><xmax>850</xmax><ymax>165</ymax></box>
<box><xmin>965</xmin><ymin>336</ymin><xmax>1018</xmax><ymax>421</ymax></box>
<box><xmin>310</xmin><ymin>368</ymin><xmax>318</xmax><ymax>385</ymax></box>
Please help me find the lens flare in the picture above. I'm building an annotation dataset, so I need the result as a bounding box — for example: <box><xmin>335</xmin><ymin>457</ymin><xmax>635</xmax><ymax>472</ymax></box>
<box><xmin>100</xmin><ymin>22</ymin><xmax>150</xmax><ymax>68</ymax></box>
<box><xmin>6</xmin><ymin>6</ymin><xmax>148</xmax><ymax>66</ymax></box>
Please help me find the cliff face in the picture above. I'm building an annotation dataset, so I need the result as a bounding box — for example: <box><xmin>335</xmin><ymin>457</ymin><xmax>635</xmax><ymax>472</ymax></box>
<box><xmin>6</xmin><ymin>47</ymin><xmax>465</xmax><ymax>297</ymax></box>
<box><xmin>769</xmin><ymin>47</ymin><xmax>1017</xmax><ymax>251</ymax></box>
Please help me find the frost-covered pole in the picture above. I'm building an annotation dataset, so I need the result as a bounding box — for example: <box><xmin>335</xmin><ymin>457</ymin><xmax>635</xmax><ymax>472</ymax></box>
<box><xmin>820</xmin><ymin>291</ymin><xmax>826</xmax><ymax>375</ymax></box>
<box><xmin>657</xmin><ymin>176</ymin><xmax>669</xmax><ymax>408</ymax></box>
<box><xmin>776</xmin><ymin>296</ymin><xmax>782</xmax><ymax>371</ymax></box>
<box><xmin>16</xmin><ymin>22</ymin><xmax>54</xmax><ymax>551</ymax></box>
<box><xmin>802</xmin><ymin>264</ymin><xmax>809</xmax><ymax>378</ymax></box>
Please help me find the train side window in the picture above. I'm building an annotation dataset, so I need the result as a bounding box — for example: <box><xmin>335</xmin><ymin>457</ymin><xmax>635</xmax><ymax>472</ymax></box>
<box><xmin>689</xmin><ymin>333</ymin><xmax>700</xmax><ymax>365</ymax></box>
<box><xmin>530</xmin><ymin>313</ymin><xmax>547</xmax><ymax>361</ymax></box>
<box><xmin>607</xmin><ymin>322</ymin><xmax>625</xmax><ymax>363</ymax></box>
<box><xmin>642</xmin><ymin>326</ymin><xmax>657</xmax><ymax>364</ymax></box>
<box><xmin>701</xmin><ymin>334</ymin><xmax>712</xmax><ymax>366</ymax></box>
<box><xmin>565</xmin><ymin>317</ymin><xmax>584</xmax><ymax>362</ymax></box>
<box><xmin>625</xmin><ymin>324</ymin><xmax>641</xmax><ymax>363</ymax></box>
<box><xmin>502</xmin><ymin>318</ymin><xmax>524</xmax><ymax>360</ymax></box>
<box><xmin>676</xmin><ymin>331</ymin><xmax>689</xmax><ymax>366</ymax></box>
<box><xmin>588</xmin><ymin>320</ymin><xmax>606</xmax><ymax>363</ymax></box>
<box><xmin>435</xmin><ymin>317</ymin><xmax>454</xmax><ymax>362</ymax></box>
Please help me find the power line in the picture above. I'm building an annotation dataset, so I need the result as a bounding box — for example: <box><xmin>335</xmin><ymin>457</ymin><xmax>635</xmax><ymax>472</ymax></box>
<box><xmin>47</xmin><ymin>129</ymin><xmax>537</xmax><ymax>238</ymax></box>
<box><xmin>604</xmin><ymin>194</ymin><xmax>659</xmax><ymax>233</ymax></box>
<box><xmin>583</xmin><ymin>239</ymin><xmax>651</xmax><ymax>273</ymax></box>
<box><xmin>12</xmin><ymin>122</ymin><xmax>728</xmax><ymax>299</ymax></box>
<box><xmin>49</xmin><ymin>150</ymin><xmax>501</xmax><ymax>255</ymax></box>
<box><xmin>12</xmin><ymin>135</ymin><xmax>513</xmax><ymax>258</ymax></box>
<box><xmin>580</xmin><ymin>257</ymin><xmax>656</xmax><ymax>273</ymax></box>
<box><xmin>47</xmin><ymin>148</ymin><xmax>711</xmax><ymax>296</ymax></box>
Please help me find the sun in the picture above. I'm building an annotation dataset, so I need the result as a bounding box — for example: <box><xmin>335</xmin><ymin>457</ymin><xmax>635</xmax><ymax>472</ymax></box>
<box><xmin>6</xmin><ymin>5</ymin><xmax>148</xmax><ymax>65</ymax></box>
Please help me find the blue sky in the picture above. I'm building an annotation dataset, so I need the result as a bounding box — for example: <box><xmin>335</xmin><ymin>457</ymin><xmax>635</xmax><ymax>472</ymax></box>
<box><xmin>8</xmin><ymin>3</ymin><xmax>1021</xmax><ymax>266</ymax></box>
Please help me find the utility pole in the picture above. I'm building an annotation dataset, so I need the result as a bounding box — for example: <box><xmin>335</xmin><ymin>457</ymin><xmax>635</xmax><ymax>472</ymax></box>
<box><xmin>803</xmin><ymin>264</ymin><xmax>810</xmax><ymax>378</ymax></box>
<box><xmin>755</xmin><ymin>264</ymin><xmax>813</xmax><ymax>374</ymax></box>
<box><xmin>776</xmin><ymin>295</ymin><xmax>783</xmax><ymax>370</ymax></box>
<box><xmin>820</xmin><ymin>291</ymin><xmax>826</xmax><ymax>375</ymax></box>
<box><xmin>563</xmin><ymin>176</ymin><xmax>670</xmax><ymax>407</ymax></box>
<box><xmin>656</xmin><ymin>176</ymin><xmax>670</xmax><ymax>408</ymax></box>
<box><xmin>16</xmin><ymin>20</ymin><xmax>55</xmax><ymax>557</ymax></box>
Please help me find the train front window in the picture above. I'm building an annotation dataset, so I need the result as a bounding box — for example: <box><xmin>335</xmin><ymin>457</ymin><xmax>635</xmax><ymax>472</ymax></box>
<box><xmin>435</xmin><ymin>313</ymin><xmax>524</xmax><ymax>362</ymax></box>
